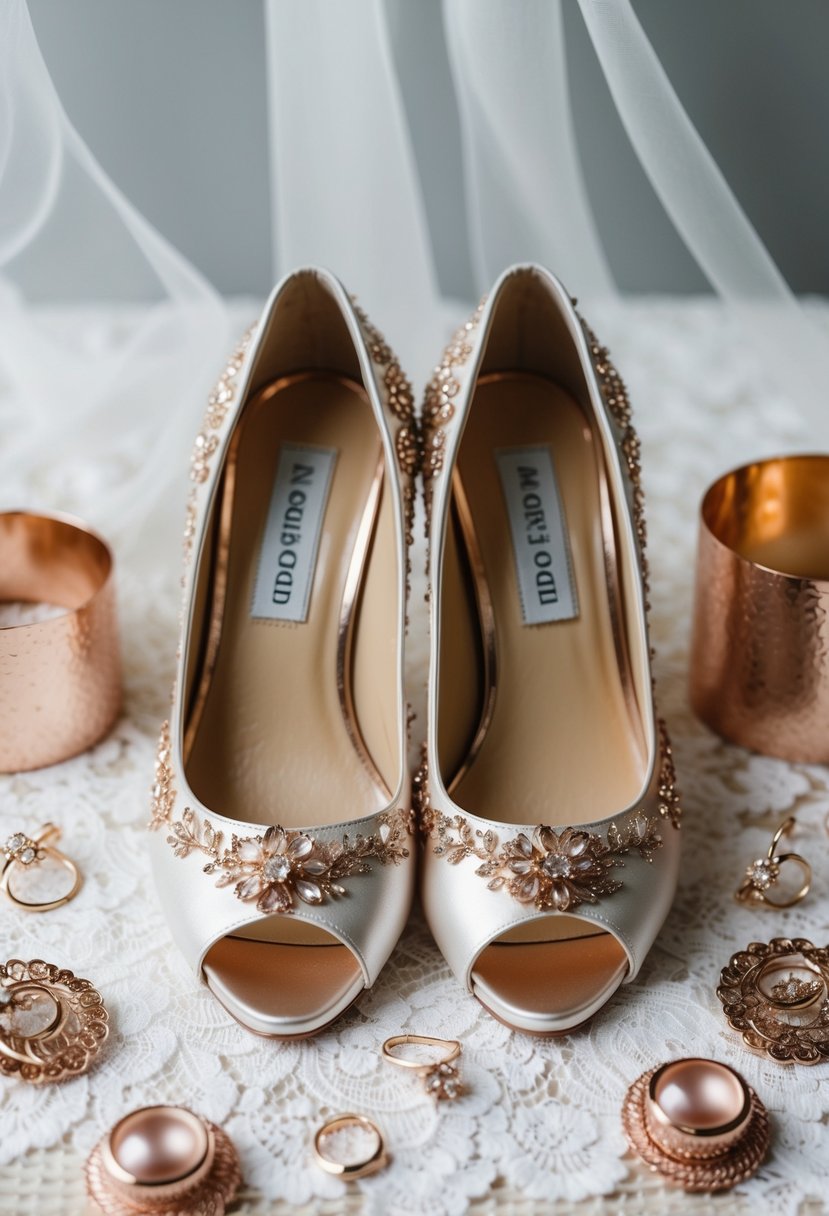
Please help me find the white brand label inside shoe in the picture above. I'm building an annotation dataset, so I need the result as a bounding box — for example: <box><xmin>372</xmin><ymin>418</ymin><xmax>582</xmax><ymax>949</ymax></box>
<box><xmin>251</xmin><ymin>442</ymin><xmax>337</xmax><ymax>623</ymax></box>
<box><xmin>496</xmin><ymin>445</ymin><xmax>579</xmax><ymax>625</ymax></box>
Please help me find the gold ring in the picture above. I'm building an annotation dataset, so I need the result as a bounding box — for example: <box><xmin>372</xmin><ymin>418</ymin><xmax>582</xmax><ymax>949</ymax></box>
<box><xmin>1</xmin><ymin>824</ymin><xmax>83</xmax><ymax>912</ymax></box>
<box><xmin>735</xmin><ymin>817</ymin><xmax>811</xmax><ymax>909</ymax></box>
<box><xmin>381</xmin><ymin>1033</ymin><xmax>463</xmax><ymax>1101</ymax></box>
<box><xmin>312</xmin><ymin>1113</ymin><xmax>388</xmax><ymax>1179</ymax></box>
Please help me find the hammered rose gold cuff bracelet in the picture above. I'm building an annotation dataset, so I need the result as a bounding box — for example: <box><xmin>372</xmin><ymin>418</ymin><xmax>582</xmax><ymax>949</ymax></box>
<box><xmin>690</xmin><ymin>454</ymin><xmax>829</xmax><ymax>762</ymax></box>
<box><xmin>0</xmin><ymin>510</ymin><xmax>121</xmax><ymax>772</ymax></box>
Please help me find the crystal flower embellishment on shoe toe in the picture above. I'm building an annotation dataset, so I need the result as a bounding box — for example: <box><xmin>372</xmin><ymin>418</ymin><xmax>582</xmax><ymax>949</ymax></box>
<box><xmin>497</xmin><ymin>825</ymin><xmax>641</xmax><ymax>911</ymax></box>
<box><xmin>150</xmin><ymin>721</ymin><xmax>411</xmax><ymax>914</ymax></box>
<box><xmin>423</xmin><ymin>812</ymin><xmax>662</xmax><ymax>912</ymax></box>
<box><xmin>210</xmin><ymin>826</ymin><xmax>337</xmax><ymax>913</ymax></box>
<box><xmin>165</xmin><ymin>811</ymin><xmax>411</xmax><ymax>915</ymax></box>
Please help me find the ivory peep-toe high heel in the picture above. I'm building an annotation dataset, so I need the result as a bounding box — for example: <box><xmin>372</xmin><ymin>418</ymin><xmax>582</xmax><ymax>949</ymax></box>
<box><xmin>149</xmin><ymin>268</ymin><xmax>416</xmax><ymax>1037</ymax></box>
<box><xmin>417</xmin><ymin>264</ymin><xmax>681</xmax><ymax>1035</ymax></box>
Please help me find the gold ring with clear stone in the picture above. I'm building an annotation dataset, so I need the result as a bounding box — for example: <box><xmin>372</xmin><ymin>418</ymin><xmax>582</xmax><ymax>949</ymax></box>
<box><xmin>735</xmin><ymin>817</ymin><xmax>811</xmax><ymax>909</ymax></box>
<box><xmin>381</xmin><ymin>1033</ymin><xmax>464</xmax><ymax>1101</ymax></box>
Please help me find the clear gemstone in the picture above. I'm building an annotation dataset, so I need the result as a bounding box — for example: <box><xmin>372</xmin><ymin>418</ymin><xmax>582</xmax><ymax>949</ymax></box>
<box><xmin>769</xmin><ymin>974</ymin><xmax>823</xmax><ymax>1005</ymax></box>
<box><xmin>6</xmin><ymin>834</ymin><xmax>24</xmax><ymax>851</ymax></box>
<box><xmin>263</xmin><ymin>855</ymin><xmax>292</xmax><ymax>883</ymax></box>
<box><xmin>542</xmin><ymin>853</ymin><xmax>572</xmax><ymax>880</ymax></box>
<box><xmin>426</xmin><ymin>1063</ymin><xmax>461</xmax><ymax>1100</ymax></box>
<box><xmin>748</xmin><ymin>858</ymin><xmax>778</xmax><ymax>890</ymax></box>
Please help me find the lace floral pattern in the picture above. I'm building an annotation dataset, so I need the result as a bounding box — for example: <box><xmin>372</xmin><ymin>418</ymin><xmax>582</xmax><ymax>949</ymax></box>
<box><xmin>1</xmin><ymin>303</ymin><xmax>828</xmax><ymax>1215</ymax></box>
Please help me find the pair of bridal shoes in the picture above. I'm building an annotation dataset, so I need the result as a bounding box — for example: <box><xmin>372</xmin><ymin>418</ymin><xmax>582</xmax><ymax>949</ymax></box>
<box><xmin>149</xmin><ymin>265</ymin><xmax>681</xmax><ymax>1038</ymax></box>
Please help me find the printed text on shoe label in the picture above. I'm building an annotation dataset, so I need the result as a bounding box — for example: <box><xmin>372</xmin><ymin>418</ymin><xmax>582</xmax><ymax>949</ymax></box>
<box><xmin>495</xmin><ymin>445</ymin><xmax>579</xmax><ymax>625</ymax></box>
<box><xmin>251</xmin><ymin>442</ymin><xmax>337</xmax><ymax>623</ymax></box>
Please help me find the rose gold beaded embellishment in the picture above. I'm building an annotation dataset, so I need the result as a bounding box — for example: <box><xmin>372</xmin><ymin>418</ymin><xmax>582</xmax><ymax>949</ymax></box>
<box><xmin>577</xmin><ymin>312</ymin><xmax>650</xmax><ymax>596</ymax></box>
<box><xmin>148</xmin><ymin>720</ymin><xmax>175</xmax><ymax>831</ymax></box>
<box><xmin>421</xmin><ymin>297</ymin><xmax>486</xmax><ymax>503</ymax></box>
<box><xmin>351</xmin><ymin>301</ymin><xmax>418</xmax><ymax>594</ymax></box>
<box><xmin>182</xmin><ymin>327</ymin><xmax>255</xmax><ymax>566</ymax></box>
<box><xmin>656</xmin><ymin>720</ymin><xmax>681</xmax><ymax>829</ymax></box>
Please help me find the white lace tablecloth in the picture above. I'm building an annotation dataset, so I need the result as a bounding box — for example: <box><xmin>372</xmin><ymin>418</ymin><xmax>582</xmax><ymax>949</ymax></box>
<box><xmin>1</xmin><ymin>300</ymin><xmax>828</xmax><ymax>1216</ymax></box>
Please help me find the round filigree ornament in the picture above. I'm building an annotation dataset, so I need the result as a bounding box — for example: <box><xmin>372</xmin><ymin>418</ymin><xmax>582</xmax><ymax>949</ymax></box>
<box><xmin>0</xmin><ymin>959</ymin><xmax>109</xmax><ymax>1083</ymax></box>
<box><xmin>716</xmin><ymin>937</ymin><xmax>829</xmax><ymax>1065</ymax></box>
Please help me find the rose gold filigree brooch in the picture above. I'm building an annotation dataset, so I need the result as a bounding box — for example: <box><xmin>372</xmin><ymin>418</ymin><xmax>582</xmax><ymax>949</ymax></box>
<box><xmin>0</xmin><ymin>959</ymin><xmax>109</xmax><ymax>1083</ymax></box>
<box><xmin>717</xmin><ymin>937</ymin><xmax>829</xmax><ymax>1065</ymax></box>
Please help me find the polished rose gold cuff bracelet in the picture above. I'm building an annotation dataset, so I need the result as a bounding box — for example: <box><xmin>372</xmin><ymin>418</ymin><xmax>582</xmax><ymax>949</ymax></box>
<box><xmin>0</xmin><ymin>511</ymin><xmax>121</xmax><ymax>772</ymax></box>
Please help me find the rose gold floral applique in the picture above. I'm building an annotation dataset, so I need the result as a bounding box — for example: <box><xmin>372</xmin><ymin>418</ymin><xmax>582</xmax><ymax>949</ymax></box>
<box><xmin>422</xmin><ymin>808</ymin><xmax>662</xmax><ymax>912</ymax></box>
<box><xmin>182</xmin><ymin>327</ymin><xmax>255</xmax><ymax>565</ymax></box>
<box><xmin>415</xmin><ymin>740</ymin><xmax>670</xmax><ymax>911</ymax></box>
<box><xmin>149</xmin><ymin>723</ymin><xmax>410</xmax><ymax>914</ymax></box>
<box><xmin>165</xmin><ymin>810</ymin><xmax>411</xmax><ymax>915</ymax></box>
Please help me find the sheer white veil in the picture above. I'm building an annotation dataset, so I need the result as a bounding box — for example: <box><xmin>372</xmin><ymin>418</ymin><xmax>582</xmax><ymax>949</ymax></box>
<box><xmin>0</xmin><ymin>1</ymin><xmax>228</xmax><ymax>568</ymax></box>
<box><xmin>1</xmin><ymin>0</ymin><xmax>825</xmax><ymax>572</ymax></box>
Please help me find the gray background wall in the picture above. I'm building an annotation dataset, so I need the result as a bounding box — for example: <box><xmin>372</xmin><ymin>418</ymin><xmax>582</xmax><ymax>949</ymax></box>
<box><xmin>27</xmin><ymin>0</ymin><xmax>829</xmax><ymax>298</ymax></box>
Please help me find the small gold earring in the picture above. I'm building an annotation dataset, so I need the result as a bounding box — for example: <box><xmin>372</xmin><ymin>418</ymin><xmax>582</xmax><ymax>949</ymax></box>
<box><xmin>735</xmin><ymin>817</ymin><xmax>811</xmax><ymax>909</ymax></box>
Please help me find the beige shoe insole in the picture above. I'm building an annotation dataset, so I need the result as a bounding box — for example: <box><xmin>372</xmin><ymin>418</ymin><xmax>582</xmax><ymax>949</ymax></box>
<box><xmin>186</xmin><ymin>374</ymin><xmax>399</xmax><ymax>1030</ymax></box>
<box><xmin>439</xmin><ymin>374</ymin><xmax>644</xmax><ymax>1025</ymax></box>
